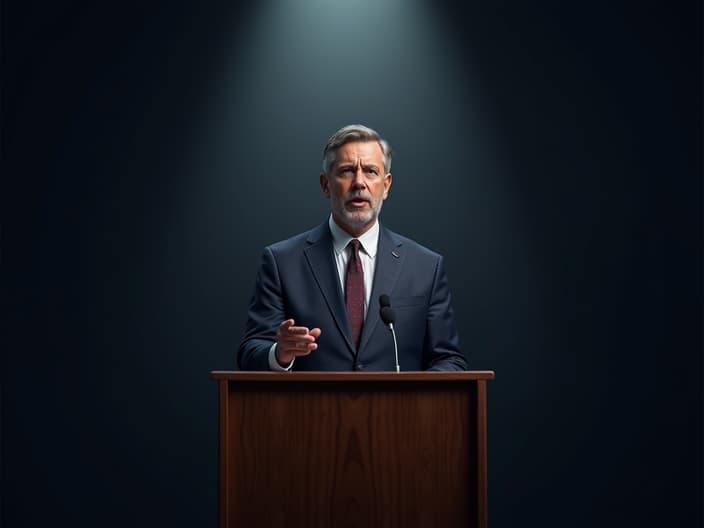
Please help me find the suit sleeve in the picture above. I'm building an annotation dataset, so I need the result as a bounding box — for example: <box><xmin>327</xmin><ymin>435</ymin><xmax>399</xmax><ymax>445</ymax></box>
<box><xmin>237</xmin><ymin>247</ymin><xmax>285</xmax><ymax>370</ymax></box>
<box><xmin>423</xmin><ymin>255</ymin><xmax>468</xmax><ymax>371</ymax></box>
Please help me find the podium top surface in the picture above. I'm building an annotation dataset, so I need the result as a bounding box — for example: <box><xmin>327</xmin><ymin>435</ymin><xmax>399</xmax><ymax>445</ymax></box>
<box><xmin>210</xmin><ymin>371</ymin><xmax>495</xmax><ymax>382</ymax></box>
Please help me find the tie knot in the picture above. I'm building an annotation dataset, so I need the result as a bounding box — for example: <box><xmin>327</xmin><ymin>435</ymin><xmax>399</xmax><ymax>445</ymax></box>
<box><xmin>349</xmin><ymin>239</ymin><xmax>361</xmax><ymax>254</ymax></box>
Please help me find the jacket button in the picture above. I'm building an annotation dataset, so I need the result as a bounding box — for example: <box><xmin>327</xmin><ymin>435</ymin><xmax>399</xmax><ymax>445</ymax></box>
<box><xmin>355</xmin><ymin>363</ymin><xmax>364</xmax><ymax>371</ymax></box>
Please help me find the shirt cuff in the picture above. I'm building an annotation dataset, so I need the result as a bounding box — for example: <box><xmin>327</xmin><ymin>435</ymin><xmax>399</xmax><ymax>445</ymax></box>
<box><xmin>268</xmin><ymin>343</ymin><xmax>294</xmax><ymax>371</ymax></box>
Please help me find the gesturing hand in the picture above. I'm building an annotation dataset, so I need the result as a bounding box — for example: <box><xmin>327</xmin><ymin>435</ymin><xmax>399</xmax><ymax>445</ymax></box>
<box><xmin>275</xmin><ymin>319</ymin><xmax>322</xmax><ymax>367</ymax></box>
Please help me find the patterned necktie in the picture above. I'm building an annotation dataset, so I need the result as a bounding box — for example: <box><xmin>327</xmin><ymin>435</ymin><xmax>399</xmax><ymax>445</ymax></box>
<box><xmin>345</xmin><ymin>239</ymin><xmax>364</xmax><ymax>348</ymax></box>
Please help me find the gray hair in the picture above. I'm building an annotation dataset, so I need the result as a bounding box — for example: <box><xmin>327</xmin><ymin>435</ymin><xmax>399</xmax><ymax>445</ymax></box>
<box><xmin>322</xmin><ymin>124</ymin><xmax>393</xmax><ymax>174</ymax></box>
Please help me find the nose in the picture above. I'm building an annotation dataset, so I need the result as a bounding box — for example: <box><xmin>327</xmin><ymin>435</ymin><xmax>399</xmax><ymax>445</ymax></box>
<box><xmin>351</xmin><ymin>164</ymin><xmax>367</xmax><ymax>189</ymax></box>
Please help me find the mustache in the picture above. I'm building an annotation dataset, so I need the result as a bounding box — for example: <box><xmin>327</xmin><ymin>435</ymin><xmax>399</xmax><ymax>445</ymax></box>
<box><xmin>345</xmin><ymin>192</ymin><xmax>371</xmax><ymax>201</ymax></box>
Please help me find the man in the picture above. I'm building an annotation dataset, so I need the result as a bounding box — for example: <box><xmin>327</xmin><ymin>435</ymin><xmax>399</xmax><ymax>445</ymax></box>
<box><xmin>238</xmin><ymin>124</ymin><xmax>467</xmax><ymax>371</ymax></box>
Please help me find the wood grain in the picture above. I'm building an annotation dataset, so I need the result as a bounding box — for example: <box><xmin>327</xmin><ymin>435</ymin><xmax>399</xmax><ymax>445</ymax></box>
<box><xmin>214</xmin><ymin>373</ymin><xmax>494</xmax><ymax>528</ymax></box>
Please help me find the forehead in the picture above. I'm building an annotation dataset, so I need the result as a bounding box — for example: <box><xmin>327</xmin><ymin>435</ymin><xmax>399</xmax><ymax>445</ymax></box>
<box><xmin>334</xmin><ymin>141</ymin><xmax>384</xmax><ymax>165</ymax></box>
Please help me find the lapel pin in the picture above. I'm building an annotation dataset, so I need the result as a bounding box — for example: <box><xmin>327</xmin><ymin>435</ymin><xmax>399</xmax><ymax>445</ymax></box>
<box><xmin>391</xmin><ymin>251</ymin><xmax>400</xmax><ymax>258</ymax></box>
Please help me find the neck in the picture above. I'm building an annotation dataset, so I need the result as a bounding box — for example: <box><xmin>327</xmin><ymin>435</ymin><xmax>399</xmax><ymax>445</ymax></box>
<box><xmin>332</xmin><ymin>215</ymin><xmax>376</xmax><ymax>238</ymax></box>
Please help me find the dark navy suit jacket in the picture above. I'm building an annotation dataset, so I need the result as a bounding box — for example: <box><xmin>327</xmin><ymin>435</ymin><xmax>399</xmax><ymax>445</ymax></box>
<box><xmin>238</xmin><ymin>221</ymin><xmax>467</xmax><ymax>371</ymax></box>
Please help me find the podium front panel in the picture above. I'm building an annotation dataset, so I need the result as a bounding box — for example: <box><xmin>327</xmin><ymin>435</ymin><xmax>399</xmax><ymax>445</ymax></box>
<box><xmin>212</xmin><ymin>372</ymin><xmax>493</xmax><ymax>528</ymax></box>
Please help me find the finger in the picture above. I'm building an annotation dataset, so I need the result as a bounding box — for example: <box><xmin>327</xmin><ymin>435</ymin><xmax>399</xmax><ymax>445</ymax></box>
<box><xmin>309</xmin><ymin>327</ymin><xmax>322</xmax><ymax>339</ymax></box>
<box><xmin>280</xmin><ymin>334</ymin><xmax>316</xmax><ymax>347</ymax></box>
<box><xmin>292</xmin><ymin>342</ymin><xmax>317</xmax><ymax>355</ymax></box>
<box><xmin>279</xmin><ymin>319</ymin><xmax>295</xmax><ymax>331</ymax></box>
<box><xmin>281</xmin><ymin>341</ymin><xmax>317</xmax><ymax>357</ymax></box>
<box><xmin>286</xmin><ymin>326</ymin><xmax>310</xmax><ymax>335</ymax></box>
<box><xmin>291</xmin><ymin>340</ymin><xmax>317</xmax><ymax>351</ymax></box>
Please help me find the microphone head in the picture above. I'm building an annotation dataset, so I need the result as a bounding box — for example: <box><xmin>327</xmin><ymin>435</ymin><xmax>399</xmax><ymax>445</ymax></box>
<box><xmin>380</xmin><ymin>306</ymin><xmax>396</xmax><ymax>325</ymax></box>
<box><xmin>379</xmin><ymin>294</ymin><xmax>391</xmax><ymax>308</ymax></box>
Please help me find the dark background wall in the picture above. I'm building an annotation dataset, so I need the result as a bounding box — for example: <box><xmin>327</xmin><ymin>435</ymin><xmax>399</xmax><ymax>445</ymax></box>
<box><xmin>4</xmin><ymin>1</ymin><xmax>701</xmax><ymax>526</ymax></box>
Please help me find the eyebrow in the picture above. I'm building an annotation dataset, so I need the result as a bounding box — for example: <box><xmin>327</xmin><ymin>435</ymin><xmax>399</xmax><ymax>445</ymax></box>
<box><xmin>336</xmin><ymin>162</ymin><xmax>380</xmax><ymax>171</ymax></box>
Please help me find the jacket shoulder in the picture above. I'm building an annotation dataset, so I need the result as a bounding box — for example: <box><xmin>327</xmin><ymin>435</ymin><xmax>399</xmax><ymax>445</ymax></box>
<box><xmin>265</xmin><ymin>223</ymin><xmax>326</xmax><ymax>255</ymax></box>
<box><xmin>383</xmin><ymin>226</ymin><xmax>443</xmax><ymax>260</ymax></box>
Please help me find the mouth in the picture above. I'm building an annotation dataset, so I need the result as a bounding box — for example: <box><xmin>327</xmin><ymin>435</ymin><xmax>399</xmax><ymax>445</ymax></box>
<box><xmin>346</xmin><ymin>197</ymin><xmax>370</xmax><ymax>208</ymax></box>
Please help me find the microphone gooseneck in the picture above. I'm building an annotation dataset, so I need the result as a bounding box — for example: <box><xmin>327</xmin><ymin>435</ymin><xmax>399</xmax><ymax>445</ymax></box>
<box><xmin>379</xmin><ymin>295</ymin><xmax>400</xmax><ymax>373</ymax></box>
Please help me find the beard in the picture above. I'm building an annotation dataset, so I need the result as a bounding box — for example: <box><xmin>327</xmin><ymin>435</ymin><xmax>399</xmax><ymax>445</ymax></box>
<box><xmin>334</xmin><ymin>192</ymin><xmax>384</xmax><ymax>232</ymax></box>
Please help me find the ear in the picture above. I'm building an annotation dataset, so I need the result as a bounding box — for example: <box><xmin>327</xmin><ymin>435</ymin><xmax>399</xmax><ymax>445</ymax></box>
<box><xmin>382</xmin><ymin>173</ymin><xmax>392</xmax><ymax>200</ymax></box>
<box><xmin>320</xmin><ymin>173</ymin><xmax>330</xmax><ymax>198</ymax></box>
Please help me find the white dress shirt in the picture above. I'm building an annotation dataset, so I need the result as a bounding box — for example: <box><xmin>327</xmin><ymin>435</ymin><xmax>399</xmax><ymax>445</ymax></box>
<box><xmin>268</xmin><ymin>215</ymin><xmax>380</xmax><ymax>370</ymax></box>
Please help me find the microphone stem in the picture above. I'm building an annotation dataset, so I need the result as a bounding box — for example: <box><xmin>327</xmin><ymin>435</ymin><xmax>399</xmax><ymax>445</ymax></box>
<box><xmin>390</xmin><ymin>323</ymin><xmax>400</xmax><ymax>372</ymax></box>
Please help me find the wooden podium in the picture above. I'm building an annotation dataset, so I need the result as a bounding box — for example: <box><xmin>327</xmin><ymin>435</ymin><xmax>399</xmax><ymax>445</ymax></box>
<box><xmin>211</xmin><ymin>371</ymin><xmax>495</xmax><ymax>528</ymax></box>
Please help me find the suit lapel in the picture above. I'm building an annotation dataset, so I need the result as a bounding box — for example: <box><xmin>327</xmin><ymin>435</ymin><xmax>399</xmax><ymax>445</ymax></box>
<box><xmin>303</xmin><ymin>223</ymin><xmax>356</xmax><ymax>355</ymax></box>
<box><xmin>358</xmin><ymin>226</ymin><xmax>404</xmax><ymax>353</ymax></box>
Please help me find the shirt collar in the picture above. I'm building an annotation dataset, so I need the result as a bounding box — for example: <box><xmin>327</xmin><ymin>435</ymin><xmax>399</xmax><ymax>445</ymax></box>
<box><xmin>329</xmin><ymin>215</ymin><xmax>379</xmax><ymax>258</ymax></box>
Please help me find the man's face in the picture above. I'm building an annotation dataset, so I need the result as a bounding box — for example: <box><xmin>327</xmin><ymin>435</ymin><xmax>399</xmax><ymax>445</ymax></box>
<box><xmin>320</xmin><ymin>140</ymin><xmax>392</xmax><ymax>237</ymax></box>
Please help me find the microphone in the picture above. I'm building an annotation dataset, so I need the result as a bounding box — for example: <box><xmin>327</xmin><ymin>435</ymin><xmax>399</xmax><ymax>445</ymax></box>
<box><xmin>379</xmin><ymin>294</ymin><xmax>400</xmax><ymax>372</ymax></box>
